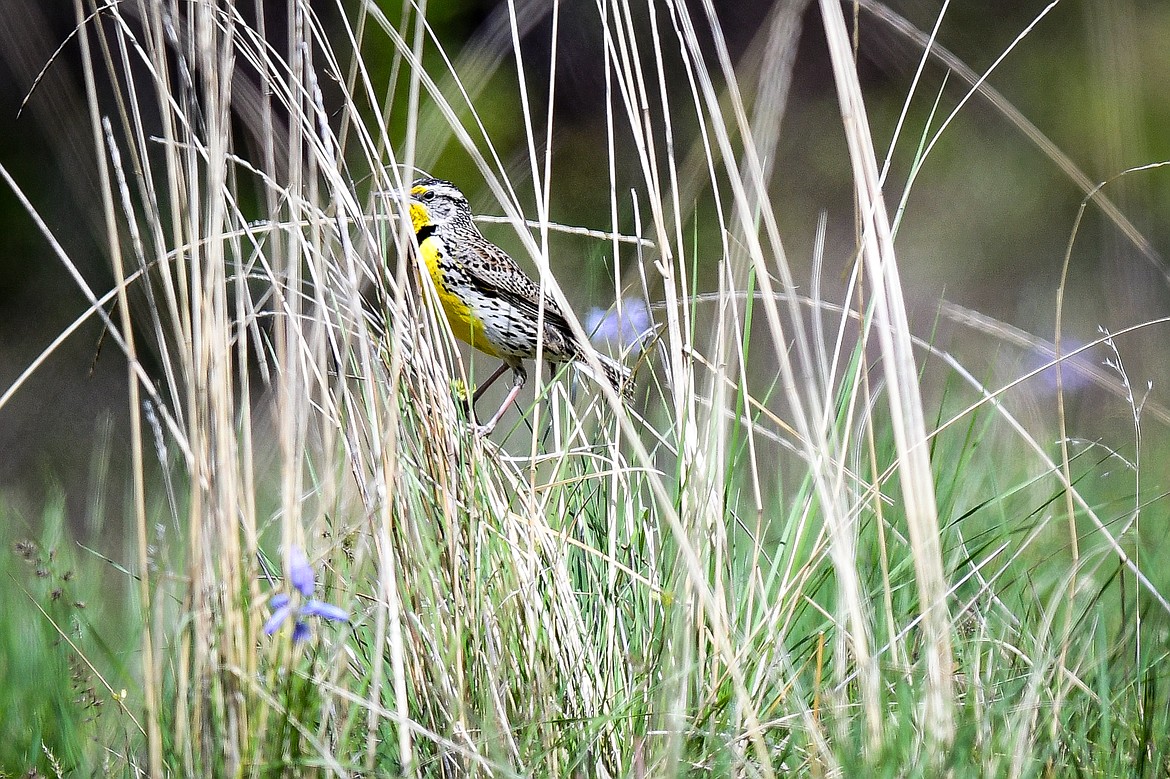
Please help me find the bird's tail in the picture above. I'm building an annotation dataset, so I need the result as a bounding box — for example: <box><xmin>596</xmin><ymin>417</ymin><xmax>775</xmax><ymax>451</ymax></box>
<box><xmin>574</xmin><ymin>350</ymin><xmax>634</xmax><ymax>400</ymax></box>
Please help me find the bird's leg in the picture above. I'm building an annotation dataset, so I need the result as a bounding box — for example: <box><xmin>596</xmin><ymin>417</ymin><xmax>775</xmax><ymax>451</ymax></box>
<box><xmin>475</xmin><ymin>364</ymin><xmax>527</xmax><ymax>436</ymax></box>
<box><xmin>462</xmin><ymin>362</ymin><xmax>509</xmax><ymax>424</ymax></box>
<box><xmin>472</xmin><ymin>362</ymin><xmax>511</xmax><ymax>404</ymax></box>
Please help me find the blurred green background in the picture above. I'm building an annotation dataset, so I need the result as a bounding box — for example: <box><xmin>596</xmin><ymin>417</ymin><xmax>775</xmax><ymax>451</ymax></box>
<box><xmin>1</xmin><ymin>0</ymin><xmax>1169</xmax><ymax>529</ymax></box>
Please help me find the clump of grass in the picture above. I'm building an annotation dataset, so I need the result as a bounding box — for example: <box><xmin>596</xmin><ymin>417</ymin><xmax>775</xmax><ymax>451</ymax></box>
<box><xmin>0</xmin><ymin>498</ymin><xmax>138</xmax><ymax>776</ymax></box>
<box><xmin>2</xmin><ymin>0</ymin><xmax>1168</xmax><ymax>776</ymax></box>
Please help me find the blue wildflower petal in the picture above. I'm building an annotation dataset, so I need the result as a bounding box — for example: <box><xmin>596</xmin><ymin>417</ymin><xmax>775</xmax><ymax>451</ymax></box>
<box><xmin>587</xmin><ymin>298</ymin><xmax>653</xmax><ymax>354</ymax></box>
<box><xmin>263</xmin><ymin>603</ymin><xmax>294</xmax><ymax>636</ymax></box>
<box><xmin>584</xmin><ymin>308</ymin><xmax>604</xmax><ymax>335</ymax></box>
<box><xmin>291</xmin><ymin>619</ymin><xmax>312</xmax><ymax>644</ymax></box>
<box><xmin>270</xmin><ymin>593</ymin><xmax>291</xmax><ymax>610</ymax></box>
<box><xmin>302</xmin><ymin>599</ymin><xmax>349</xmax><ymax>623</ymax></box>
<box><xmin>288</xmin><ymin>546</ymin><xmax>315</xmax><ymax>598</ymax></box>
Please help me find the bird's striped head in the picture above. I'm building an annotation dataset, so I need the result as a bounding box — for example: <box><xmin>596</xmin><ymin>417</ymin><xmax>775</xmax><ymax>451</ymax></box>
<box><xmin>408</xmin><ymin>177</ymin><xmax>472</xmax><ymax>236</ymax></box>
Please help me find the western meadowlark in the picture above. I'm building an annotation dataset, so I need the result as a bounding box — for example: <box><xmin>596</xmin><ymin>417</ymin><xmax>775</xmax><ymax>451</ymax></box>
<box><xmin>405</xmin><ymin>177</ymin><xmax>632</xmax><ymax>434</ymax></box>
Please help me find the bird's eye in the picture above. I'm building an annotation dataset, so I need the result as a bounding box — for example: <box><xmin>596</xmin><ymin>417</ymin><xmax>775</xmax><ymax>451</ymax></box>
<box><xmin>421</xmin><ymin>190</ymin><xmax>436</xmax><ymax>202</ymax></box>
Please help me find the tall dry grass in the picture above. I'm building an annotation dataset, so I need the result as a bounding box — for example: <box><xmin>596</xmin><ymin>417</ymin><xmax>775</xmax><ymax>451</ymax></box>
<box><xmin>2</xmin><ymin>0</ymin><xmax>1167</xmax><ymax>775</ymax></box>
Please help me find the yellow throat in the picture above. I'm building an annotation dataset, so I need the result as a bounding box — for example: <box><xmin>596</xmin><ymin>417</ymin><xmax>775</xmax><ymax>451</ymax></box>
<box><xmin>408</xmin><ymin>192</ymin><xmax>500</xmax><ymax>358</ymax></box>
<box><xmin>409</xmin><ymin>199</ymin><xmax>430</xmax><ymax>234</ymax></box>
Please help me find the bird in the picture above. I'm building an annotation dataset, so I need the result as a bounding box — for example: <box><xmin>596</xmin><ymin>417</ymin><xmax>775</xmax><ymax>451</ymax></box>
<box><xmin>404</xmin><ymin>177</ymin><xmax>632</xmax><ymax>435</ymax></box>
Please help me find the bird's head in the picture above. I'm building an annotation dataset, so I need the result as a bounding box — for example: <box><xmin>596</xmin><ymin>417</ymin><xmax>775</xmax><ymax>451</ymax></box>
<box><xmin>408</xmin><ymin>177</ymin><xmax>472</xmax><ymax>235</ymax></box>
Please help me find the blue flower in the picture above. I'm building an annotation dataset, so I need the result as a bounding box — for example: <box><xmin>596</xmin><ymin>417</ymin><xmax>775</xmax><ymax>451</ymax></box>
<box><xmin>585</xmin><ymin>297</ymin><xmax>653</xmax><ymax>355</ymax></box>
<box><xmin>264</xmin><ymin>546</ymin><xmax>348</xmax><ymax>643</ymax></box>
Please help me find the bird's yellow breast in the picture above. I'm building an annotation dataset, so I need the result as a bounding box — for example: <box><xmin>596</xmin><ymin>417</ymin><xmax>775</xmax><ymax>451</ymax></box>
<box><xmin>415</xmin><ymin>231</ymin><xmax>501</xmax><ymax>358</ymax></box>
